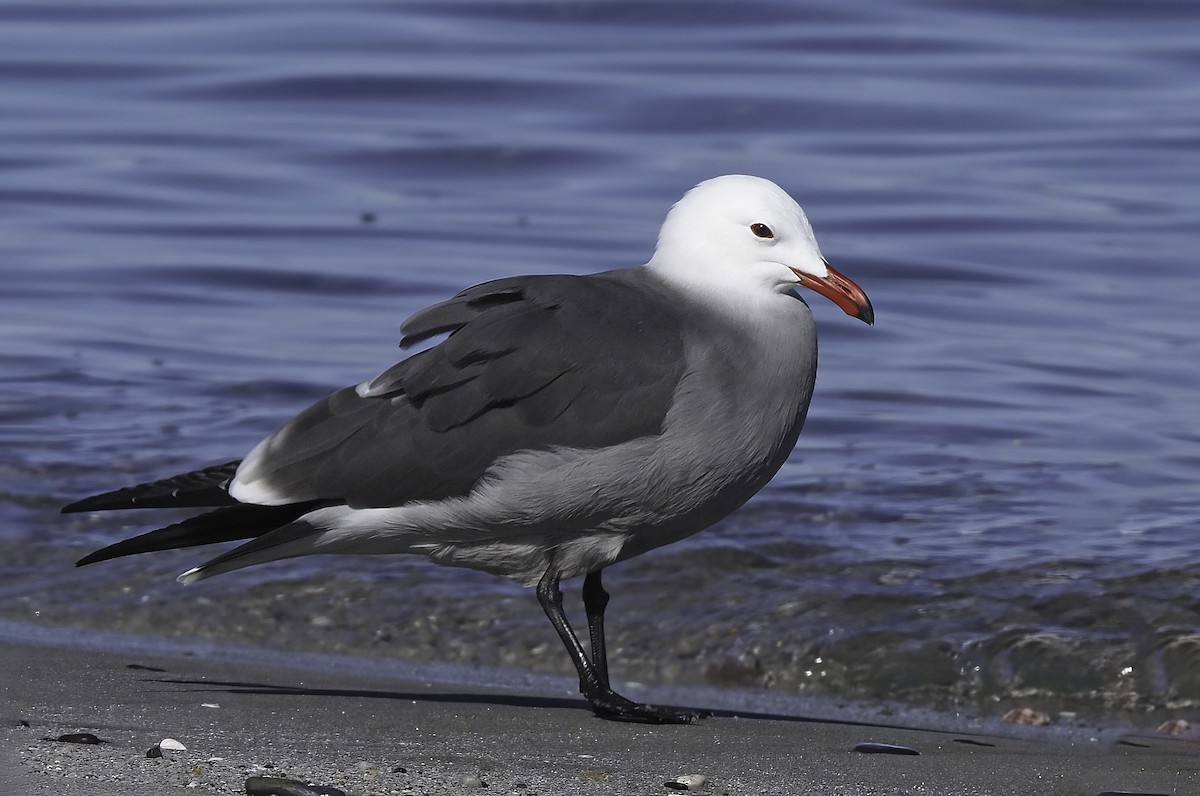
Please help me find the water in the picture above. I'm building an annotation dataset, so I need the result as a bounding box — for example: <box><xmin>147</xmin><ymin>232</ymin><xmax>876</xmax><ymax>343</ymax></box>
<box><xmin>2</xmin><ymin>0</ymin><xmax>1199</xmax><ymax>726</ymax></box>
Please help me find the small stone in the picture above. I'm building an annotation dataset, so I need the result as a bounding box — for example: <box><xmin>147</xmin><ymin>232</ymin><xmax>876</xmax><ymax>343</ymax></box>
<box><xmin>459</xmin><ymin>774</ymin><xmax>486</xmax><ymax>788</ymax></box>
<box><xmin>853</xmin><ymin>742</ymin><xmax>920</xmax><ymax>755</ymax></box>
<box><xmin>1156</xmin><ymin>718</ymin><xmax>1190</xmax><ymax>736</ymax></box>
<box><xmin>201</xmin><ymin>703</ymin><xmax>220</xmax><ymax>709</ymax></box>
<box><xmin>148</xmin><ymin>737</ymin><xmax>187</xmax><ymax>759</ymax></box>
<box><xmin>663</xmin><ymin>783</ymin><xmax>689</xmax><ymax>792</ymax></box>
<box><xmin>54</xmin><ymin>732</ymin><xmax>104</xmax><ymax>744</ymax></box>
<box><xmin>391</xmin><ymin>766</ymin><xmax>407</xmax><ymax>773</ymax></box>
<box><xmin>952</xmin><ymin>738</ymin><xmax>996</xmax><ymax>747</ymax></box>
<box><xmin>1003</xmin><ymin>707</ymin><xmax>1050</xmax><ymax>726</ymax></box>
<box><xmin>244</xmin><ymin>776</ymin><xmax>347</xmax><ymax>796</ymax></box>
<box><xmin>675</xmin><ymin>773</ymin><xmax>708</xmax><ymax>790</ymax></box>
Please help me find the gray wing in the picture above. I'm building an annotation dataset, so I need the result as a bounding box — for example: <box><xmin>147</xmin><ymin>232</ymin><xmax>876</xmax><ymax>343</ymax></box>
<box><xmin>232</xmin><ymin>270</ymin><xmax>688</xmax><ymax>507</ymax></box>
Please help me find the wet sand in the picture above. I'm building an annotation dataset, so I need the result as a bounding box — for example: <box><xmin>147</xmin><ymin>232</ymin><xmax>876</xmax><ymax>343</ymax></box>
<box><xmin>1</xmin><ymin>624</ymin><xmax>1193</xmax><ymax>795</ymax></box>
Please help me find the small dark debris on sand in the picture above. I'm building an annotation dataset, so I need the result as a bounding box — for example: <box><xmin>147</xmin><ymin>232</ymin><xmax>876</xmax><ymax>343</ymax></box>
<box><xmin>245</xmin><ymin>776</ymin><xmax>348</xmax><ymax>796</ymax></box>
<box><xmin>853</xmin><ymin>742</ymin><xmax>920</xmax><ymax>755</ymax></box>
<box><xmin>51</xmin><ymin>732</ymin><xmax>105</xmax><ymax>745</ymax></box>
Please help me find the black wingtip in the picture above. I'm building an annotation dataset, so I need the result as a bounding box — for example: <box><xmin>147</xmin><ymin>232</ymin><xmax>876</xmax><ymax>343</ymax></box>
<box><xmin>71</xmin><ymin>500</ymin><xmax>332</xmax><ymax>569</ymax></box>
<box><xmin>75</xmin><ymin>550</ymin><xmax>109</xmax><ymax>568</ymax></box>
<box><xmin>60</xmin><ymin>461</ymin><xmax>243</xmax><ymax>514</ymax></box>
<box><xmin>74</xmin><ymin>535</ymin><xmax>152</xmax><ymax>568</ymax></box>
<box><xmin>62</xmin><ymin>497</ymin><xmax>100</xmax><ymax>514</ymax></box>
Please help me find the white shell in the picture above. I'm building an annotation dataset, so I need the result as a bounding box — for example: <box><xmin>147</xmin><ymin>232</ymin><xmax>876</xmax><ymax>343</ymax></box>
<box><xmin>675</xmin><ymin>774</ymin><xmax>708</xmax><ymax>790</ymax></box>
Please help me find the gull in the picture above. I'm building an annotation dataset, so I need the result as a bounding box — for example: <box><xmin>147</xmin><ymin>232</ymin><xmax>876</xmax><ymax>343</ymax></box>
<box><xmin>64</xmin><ymin>175</ymin><xmax>874</xmax><ymax>723</ymax></box>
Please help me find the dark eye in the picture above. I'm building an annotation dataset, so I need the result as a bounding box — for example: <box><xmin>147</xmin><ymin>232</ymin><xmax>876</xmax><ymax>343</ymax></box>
<box><xmin>750</xmin><ymin>223</ymin><xmax>774</xmax><ymax>239</ymax></box>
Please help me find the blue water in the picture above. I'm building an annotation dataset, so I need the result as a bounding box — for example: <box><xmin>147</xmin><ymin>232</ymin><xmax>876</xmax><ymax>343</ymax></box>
<box><xmin>2</xmin><ymin>0</ymin><xmax>1198</xmax><ymax>724</ymax></box>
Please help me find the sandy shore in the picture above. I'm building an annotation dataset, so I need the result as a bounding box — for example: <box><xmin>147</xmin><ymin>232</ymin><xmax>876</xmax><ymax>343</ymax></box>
<box><xmin>1</xmin><ymin>621</ymin><xmax>1193</xmax><ymax>796</ymax></box>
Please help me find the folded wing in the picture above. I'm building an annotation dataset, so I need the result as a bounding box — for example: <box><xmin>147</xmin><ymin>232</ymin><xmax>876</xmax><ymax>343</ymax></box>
<box><xmin>231</xmin><ymin>270</ymin><xmax>688</xmax><ymax>508</ymax></box>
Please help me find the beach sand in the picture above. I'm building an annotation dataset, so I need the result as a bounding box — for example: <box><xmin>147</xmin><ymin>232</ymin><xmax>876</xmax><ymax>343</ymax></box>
<box><xmin>1</xmin><ymin>624</ymin><xmax>1193</xmax><ymax>795</ymax></box>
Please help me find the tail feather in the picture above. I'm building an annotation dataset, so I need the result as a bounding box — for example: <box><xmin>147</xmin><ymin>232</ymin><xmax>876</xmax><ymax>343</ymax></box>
<box><xmin>176</xmin><ymin>520</ymin><xmax>330</xmax><ymax>584</ymax></box>
<box><xmin>75</xmin><ymin>500</ymin><xmax>329</xmax><ymax>567</ymax></box>
<box><xmin>62</xmin><ymin>460</ymin><xmax>242</xmax><ymax>513</ymax></box>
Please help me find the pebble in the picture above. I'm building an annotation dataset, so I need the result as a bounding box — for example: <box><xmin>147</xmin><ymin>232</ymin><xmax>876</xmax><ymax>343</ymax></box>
<box><xmin>853</xmin><ymin>742</ymin><xmax>920</xmax><ymax>755</ymax></box>
<box><xmin>459</xmin><ymin>774</ymin><xmax>487</xmax><ymax>788</ymax></box>
<box><xmin>674</xmin><ymin>773</ymin><xmax>708</xmax><ymax>790</ymax></box>
<box><xmin>147</xmin><ymin>738</ymin><xmax>188</xmax><ymax>758</ymax></box>
<box><xmin>1002</xmin><ymin>707</ymin><xmax>1050</xmax><ymax>726</ymax></box>
<box><xmin>126</xmin><ymin>663</ymin><xmax>167</xmax><ymax>672</ymax></box>
<box><xmin>1155</xmin><ymin>718</ymin><xmax>1190</xmax><ymax>736</ymax></box>
<box><xmin>53</xmin><ymin>732</ymin><xmax>104</xmax><ymax>745</ymax></box>
<box><xmin>244</xmin><ymin>776</ymin><xmax>348</xmax><ymax>796</ymax></box>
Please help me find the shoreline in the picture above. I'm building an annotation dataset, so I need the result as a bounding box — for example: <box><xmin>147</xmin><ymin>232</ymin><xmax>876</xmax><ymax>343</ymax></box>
<box><xmin>2</xmin><ymin>620</ymin><xmax>1194</xmax><ymax>795</ymax></box>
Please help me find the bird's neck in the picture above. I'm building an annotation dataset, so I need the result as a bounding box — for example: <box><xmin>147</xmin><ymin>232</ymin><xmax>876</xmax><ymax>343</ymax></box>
<box><xmin>641</xmin><ymin>258</ymin><xmax>796</xmax><ymax>325</ymax></box>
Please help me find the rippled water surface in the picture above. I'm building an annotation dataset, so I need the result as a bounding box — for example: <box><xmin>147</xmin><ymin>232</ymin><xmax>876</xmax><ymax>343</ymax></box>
<box><xmin>3</xmin><ymin>0</ymin><xmax>1199</xmax><ymax>725</ymax></box>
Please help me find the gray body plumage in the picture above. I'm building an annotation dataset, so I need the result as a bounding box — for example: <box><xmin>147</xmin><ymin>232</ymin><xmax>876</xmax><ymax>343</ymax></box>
<box><xmin>206</xmin><ymin>267</ymin><xmax>818</xmax><ymax>585</ymax></box>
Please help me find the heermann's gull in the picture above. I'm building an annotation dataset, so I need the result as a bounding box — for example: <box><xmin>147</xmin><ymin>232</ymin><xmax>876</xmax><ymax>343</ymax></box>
<box><xmin>64</xmin><ymin>175</ymin><xmax>873</xmax><ymax>724</ymax></box>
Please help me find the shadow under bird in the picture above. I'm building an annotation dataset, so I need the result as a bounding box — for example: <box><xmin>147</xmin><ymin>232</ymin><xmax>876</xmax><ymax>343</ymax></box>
<box><xmin>65</xmin><ymin>175</ymin><xmax>873</xmax><ymax>724</ymax></box>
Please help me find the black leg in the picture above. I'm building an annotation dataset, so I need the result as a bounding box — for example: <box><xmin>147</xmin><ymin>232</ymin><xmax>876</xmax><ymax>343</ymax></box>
<box><xmin>535</xmin><ymin>569</ymin><xmax>707</xmax><ymax>724</ymax></box>
<box><xmin>582</xmin><ymin>569</ymin><xmax>610</xmax><ymax>687</ymax></box>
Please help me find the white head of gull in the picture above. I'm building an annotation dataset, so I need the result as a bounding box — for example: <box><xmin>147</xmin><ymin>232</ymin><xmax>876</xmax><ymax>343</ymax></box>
<box><xmin>65</xmin><ymin>175</ymin><xmax>873</xmax><ymax>724</ymax></box>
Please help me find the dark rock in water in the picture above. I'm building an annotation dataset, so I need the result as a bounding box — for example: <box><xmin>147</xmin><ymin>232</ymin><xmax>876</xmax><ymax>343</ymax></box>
<box><xmin>53</xmin><ymin>732</ymin><xmax>104</xmax><ymax>745</ymax></box>
<box><xmin>852</xmin><ymin>742</ymin><xmax>920</xmax><ymax>755</ymax></box>
<box><xmin>662</xmin><ymin>783</ymin><xmax>689</xmax><ymax>792</ymax></box>
<box><xmin>146</xmin><ymin>745</ymin><xmax>164</xmax><ymax>758</ymax></box>
<box><xmin>244</xmin><ymin>776</ymin><xmax>348</xmax><ymax>796</ymax></box>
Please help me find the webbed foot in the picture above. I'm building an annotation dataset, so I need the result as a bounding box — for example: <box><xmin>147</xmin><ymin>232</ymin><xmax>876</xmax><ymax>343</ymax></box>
<box><xmin>588</xmin><ymin>691</ymin><xmax>711</xmax><ymax>724</ymax></box>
